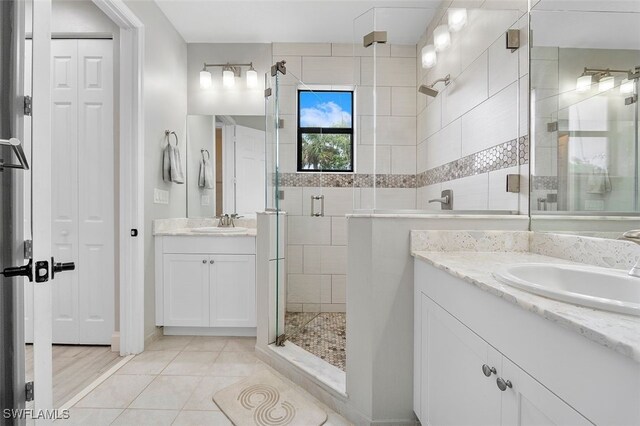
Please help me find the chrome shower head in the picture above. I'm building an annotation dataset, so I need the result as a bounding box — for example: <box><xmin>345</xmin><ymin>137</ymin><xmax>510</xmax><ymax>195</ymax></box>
<box><xmin>418</xmin><ymin>74</ymin><xmax>451</xmax><ymax>97</ymax></box>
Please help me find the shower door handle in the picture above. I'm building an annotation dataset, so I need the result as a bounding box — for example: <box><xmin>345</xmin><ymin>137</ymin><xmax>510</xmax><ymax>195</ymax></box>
<box><xmin>310</xmin><ymin>195</ymin><xmax>324</xmax><ymax>217</ymax></box>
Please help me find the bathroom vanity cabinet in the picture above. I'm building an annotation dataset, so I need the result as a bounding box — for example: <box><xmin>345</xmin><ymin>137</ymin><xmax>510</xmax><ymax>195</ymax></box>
<box><xmin>414</xmin><ymin>259</ymin><xmax>640</xmax><ymax>426</ymax></box>
<box><xmin>155</xmin><ymin>235</ymin><xmax>256</xmax><ymax>335</ymax></box>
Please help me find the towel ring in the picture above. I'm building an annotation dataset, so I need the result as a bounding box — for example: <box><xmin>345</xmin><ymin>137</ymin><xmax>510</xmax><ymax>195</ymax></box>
<box><xmin>201</xmin><ymin>149</ymin><xmax>210</xmax><ymax>160</ymax></box>
<box><xmin>164</xmin><ymin>130</ymin><xmax>178</xmax><ymax>147</ymax></box>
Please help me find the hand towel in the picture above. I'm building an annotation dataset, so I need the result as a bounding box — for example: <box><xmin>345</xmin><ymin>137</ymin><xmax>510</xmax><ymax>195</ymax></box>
<box><xmin>198</xmin><ymin>150</ymin><xmax>214</xmax><ymax>189</ymax></box>
<box><xmin>162</xmin><ymin>132</ymin><xmax>184</xmax><ymax>184</ymax></box>
<box><xmin>587</xmin><ymin>165</ymin><xmax>612</xmax><ymax>194</ymax></box>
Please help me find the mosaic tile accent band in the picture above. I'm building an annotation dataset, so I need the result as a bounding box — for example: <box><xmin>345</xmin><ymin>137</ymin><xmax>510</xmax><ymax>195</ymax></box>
<box><xmin>273</xmin><ymin>136</ymin><xmax>529</xmax><ymax>189</ymax></box>
<box><xmin>532</xmin><ymin>175</ymin><xmax>558</xmax><ymax>190</ymax></box>
<box><xmin>275</xmin><ymin>172</ymin><xmax>415</xmax><ymax>188</ymax></box>
<box><xmin>417</xmin><ymin>136</ymin><xmax>529</xmax><ymax>188</ymax></box>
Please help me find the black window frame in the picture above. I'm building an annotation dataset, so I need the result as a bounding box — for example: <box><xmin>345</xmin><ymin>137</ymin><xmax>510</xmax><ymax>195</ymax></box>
<box><xmin>297</xmin><ymin>89</ymin><xmax>355</xmax><ymax>173</ymax></box>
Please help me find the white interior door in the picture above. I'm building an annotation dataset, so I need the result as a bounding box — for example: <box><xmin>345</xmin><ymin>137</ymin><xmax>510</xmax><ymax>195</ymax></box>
<box><xmin>234</xmin><ymin>124</ymin><xmax>266</xmax><ymax>215</ymax></box>
<box><xmin>51</xmin><ymin>39</ymin><xmax>80</xmax><ymax>343</ymax></box>
<box><xmin>76</xmin><ymin>39</ymin><xmax>115</xmax><ymax>344</ymax></box>
<box><xmin>42</xmin><ymin>38</ymin><xmax>114</xmax><ymax>344</ymax></box>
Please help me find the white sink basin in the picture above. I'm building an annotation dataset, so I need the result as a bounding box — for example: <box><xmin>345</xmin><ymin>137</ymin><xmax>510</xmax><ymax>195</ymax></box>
<box><xmin>493</xmin><ymin>263</ymin><xmax>640</xmax><ymax>316</ymax></box>
<box><xmin>191</xmin><ymin>226</ymin><xmax>247</xmax><ymax>234</ymax></box>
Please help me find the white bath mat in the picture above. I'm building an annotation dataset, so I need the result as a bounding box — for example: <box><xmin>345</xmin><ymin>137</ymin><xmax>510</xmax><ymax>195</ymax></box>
<box><xmin>213</xmin><ymin>370</ymin><xmax>327</xmax><ymax>426</ymax></box>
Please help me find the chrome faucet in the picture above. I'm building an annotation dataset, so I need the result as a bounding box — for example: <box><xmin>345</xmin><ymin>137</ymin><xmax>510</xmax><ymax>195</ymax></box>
<box><xmin>217</xmin><ymin>213</ymin><xmax>243</xmax><ymax>228</ymax></box>
<box><xmin>428</xmin><ymin>189</ymin><xmax>453</xmax><ymax>210</ymax></box>
<box><xmin>619</xmin><ymin>230</ymin><xmax>640</xmax><ymax>277</ymax></box>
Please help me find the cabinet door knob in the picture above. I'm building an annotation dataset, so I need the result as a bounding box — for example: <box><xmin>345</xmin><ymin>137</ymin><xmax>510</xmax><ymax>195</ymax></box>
<box><xmin>496</xmin><ymin>377</ymin><xmax>512</xmax><ymax>391</ymax></box>
<box><xmin>482</xmin><ymin>364</ymin><xmax>496</xmax><ymax>377</ymax></box>
<box><xmin>210</xmin><ymin>260</ymin><xmax>215</xmax><ymax>264</ymax></box>
<box><xmin>202</xmin><ymin>260</ymin><xmax>207</xmax><ymax>264</ymax></box>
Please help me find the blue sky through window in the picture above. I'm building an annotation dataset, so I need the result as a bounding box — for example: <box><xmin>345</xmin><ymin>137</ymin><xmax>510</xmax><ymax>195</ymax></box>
<box><xmin>299</xmin><ymin>91</ymin><xmax>352</xmax><ymax>128</ymax></box>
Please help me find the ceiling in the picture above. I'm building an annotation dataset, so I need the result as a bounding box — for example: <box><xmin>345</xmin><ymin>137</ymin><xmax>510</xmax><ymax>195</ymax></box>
<box><xmin>154</xmin><ymin>0</ymin><xmax>441</xmax><ymax>44</ymax></box>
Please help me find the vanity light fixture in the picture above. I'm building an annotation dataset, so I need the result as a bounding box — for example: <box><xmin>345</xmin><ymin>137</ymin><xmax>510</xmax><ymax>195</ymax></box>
<box><xmin>200</xmin><ymin>68</ymin><xmax>212</xmax><ymax>89</ymax></box>
<box><xmin>434</xmin><ymin>25</ymin><xmax>451</xmax><ymax>52</ymax></box>
<box><xmin>598</xmin><ymin>75</ymin><xmax>615</xmax><ymax>92</ymax></box>
<box><xmin>421</xmin><ymin>44</ymin><xmax>437</xmax><ymax>69</ymax></box>
<box><xmin>246</xmin><ymin>65</ymin><xmax>258</xmax><ymax>88</ymax></box>
<box><xmin>576</xmin><ymin>74</ymin><xmax>592</xmax><ymax>92</ymax></box>
<box><xmin>448</xmin><ymin>8</ymin><xmax>467</xmax><ymax>32</ymax></box>
<box><xmin>577</xmin><ymin>66</ymin><xmax>640</xmax><ymax>95</ymax></box>
<box><xmin>620</xmin><ymin>78</ymin><xmax>634</xmax><ymax>94</ymax></box>
<box><xmin>222</xmin><ymin>65</ymin><xmax>235</xmax><ymax>87</ymax></box>
<box><xmin>199</xmin><ymin>62</ymin><xmax>258</xmax><ymax>89</ymax></box>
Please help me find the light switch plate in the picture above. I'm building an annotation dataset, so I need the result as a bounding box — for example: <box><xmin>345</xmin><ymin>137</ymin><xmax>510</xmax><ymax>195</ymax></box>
<box><xmin>154</xmin><ymin>188</ymin><xmax>169</xmax><ymax>204</ymax></box>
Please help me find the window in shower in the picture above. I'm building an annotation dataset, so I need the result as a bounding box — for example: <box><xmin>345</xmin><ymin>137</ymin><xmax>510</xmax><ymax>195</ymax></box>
<box><xmin>297</xmin><ymin>90</ymin><xmax>354</xmax><ymax>172</ymax></box>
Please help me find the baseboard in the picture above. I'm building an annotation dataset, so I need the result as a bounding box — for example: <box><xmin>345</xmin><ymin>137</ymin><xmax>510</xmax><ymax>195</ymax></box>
<box><xmin>144</xmin><ymin>326</ymin><xmax>163</xmax><ymax>348</ymax></box>
<box><xmin>110</xmin><ymin>332</ymin><xmax>120</xmax><ymax>352</ymax></box>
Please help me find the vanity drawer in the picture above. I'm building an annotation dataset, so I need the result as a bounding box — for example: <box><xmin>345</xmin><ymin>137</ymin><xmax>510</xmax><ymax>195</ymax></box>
<box><xmin>160</xmin><ymin>235</ymin><xmax>256</xmax><ymax>254</ymax></box>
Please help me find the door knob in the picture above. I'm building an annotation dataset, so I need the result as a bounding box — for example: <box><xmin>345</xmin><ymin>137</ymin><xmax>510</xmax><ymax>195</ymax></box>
<box><xmin>51</xmin><ymin>257</ymin><xmax>75</xmax><ymax>279</ymax></box>
<box><xmin>210</xmin><ymin>260</ymin><xmax>215</xmax><ymax>264</ymax></box>
<box><xmin>202</xmin><ymin>260</ymin><xmax>207</xmax><ymax>264</ymax></box>
<box><xmin>1</xmin><ymin>259</ymin><xmax>33</xmax><ymax>282</ymax></box>
<box><xmin>496</xmin><ymin>377</ymin><xmax>512</xmax><ymax>391</ymax></box>
<box><xmin>482</xmin><ymin>364</ymin><xmax>496</xmax><ymax>377</ymax></box>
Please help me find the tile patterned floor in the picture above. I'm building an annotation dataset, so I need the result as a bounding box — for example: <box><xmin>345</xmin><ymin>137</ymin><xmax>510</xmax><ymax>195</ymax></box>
<box><xmin>286</xmin><ymin>312</ymin><xmax>346</xmax><ymax>371</ymax></box>
<box><xmin>58</xmin><ymin>336</ymin><xmax>351</xmax><ymax>425</ymax></box>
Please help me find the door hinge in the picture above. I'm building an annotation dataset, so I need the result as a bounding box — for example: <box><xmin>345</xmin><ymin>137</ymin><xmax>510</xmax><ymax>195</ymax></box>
<box><xmin>25</xmin><ymin>381</ymin><xmax>34</xmax><ymax>402</ymax></box>
<box><xmin>264</xmin><ymin>87</ymin><xmax>272</xmax><ymax>98</ymax></box>
<box><xmin>34</xmin><ymin>260</ymin><xmax>49</xmax><ymax>283</ymax></box>
<box><xmin>24</xmin><ymin>239</ymin><xmax>32</xmax><ymax>259</ymax></box>
<box><xmin>24</xmin><ymin>96</ymin><xmax>32</xmax><ymax>116</ymax></box>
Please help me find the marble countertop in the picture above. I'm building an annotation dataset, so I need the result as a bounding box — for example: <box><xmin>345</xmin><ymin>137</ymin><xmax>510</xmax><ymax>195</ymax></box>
<box><xmin>413</xmin><ymin>250</ymin><xmax>640</xmax><ymax>363</ymax></box>
<box><xmin>154</xmin><ymin>228</ymin><xmax>257</xmax><ymax>237</ymax></box>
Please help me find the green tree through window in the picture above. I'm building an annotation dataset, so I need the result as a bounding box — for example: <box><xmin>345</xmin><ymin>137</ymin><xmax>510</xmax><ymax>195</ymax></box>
<box><xmin>298</xmin><ymin>90</ymin><xmax>354</xmax><ymax>172</ymax></box>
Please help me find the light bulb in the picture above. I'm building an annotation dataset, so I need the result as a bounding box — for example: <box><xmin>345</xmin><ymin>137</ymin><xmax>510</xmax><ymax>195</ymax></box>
<box><xmin>576</xmin><ymin>75</ymin><xmax>592</xmax><ymax>92</ymax></box>
<box><xmin>434</xmin><ymin>25</ymin><xmax>451</xmax><ymax>52</ymax></box>
<box><xmin>620</xmin><ymin>78</ymin><xmax>634</xmax><ymax>94</ymax></box>
<box><xmin>200</xmin><ymin>70</ymin><xmax>212</xmax><ymax>89</ymax></box>
<box><xmin>421</xmin><ymin>44</ymin><xmax>437</xmax><ymax>69</ymax></box>
<box><xmin>448</xmin><ymin>8</ymin><xmax>467</xmax><ymax>32</ymax></box>
<box><xmin>598</xmin><ymin>75</ymin><xmax>614</xmax><ymax>92</ymax></box>
<box><xmin>246</xmin><ymin>67</ymin><xmax>258</xmax><ymax>88</ymax></box>
<box><xmin>222</xmin><ymin>68</ymin><xmax>235</xmax><ymax>87</ymax></box>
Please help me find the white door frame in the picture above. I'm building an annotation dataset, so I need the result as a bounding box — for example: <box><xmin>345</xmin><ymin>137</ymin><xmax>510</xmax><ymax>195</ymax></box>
<box><xmin>92</xmin><ymin>0</ymin><xmax>145</xmax><ymax>355</ymax></box>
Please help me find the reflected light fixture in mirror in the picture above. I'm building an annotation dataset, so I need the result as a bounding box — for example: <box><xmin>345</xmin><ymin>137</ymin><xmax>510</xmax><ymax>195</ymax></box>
<box><xmin>200</xmin><ymin>68</ymin><xmax>212</xmax><ymax>89</ymax></box>
<box><xmin>448</xmin><ymin>8</ymin><xmax>467</xmax><ymax>32</ymax></box>
<box><xmin>598</xmin><ymin>75</ymin><xmax>614</xmax><ymax>92</ymax></box>
<box><xmin>246</xmin><ymin>65</ymin><xmax>258</xmax><ymax>88</ymax></box>
<box><xmin>421</xmin><ymin>44</ymin><xmax>437</xmax><ymax>69</ymax></box>
<box><xmin>434</xmin><ymin>25</ymin><xmax>451</xmax><ymax>51</ymax></box>
<box><xmin>576</xmin><ymin>74</ymin><xmax>592</xmax><ymax>92</ymax></box>
<box><xmin>620</xmin><ymin>78</ymin><xmax>635</xmax><ymax>94</ymax></box>
<box><xmin>222</xmin><ymin>66</ymin><xmax>235</xmax><ymax>87</ymax></box>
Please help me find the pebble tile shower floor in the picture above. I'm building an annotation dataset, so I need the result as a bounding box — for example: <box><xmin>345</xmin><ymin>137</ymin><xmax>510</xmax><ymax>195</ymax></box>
<box><xmin>285</xmin><ymin>312</ymin><xmax>346</xmax><ymax>371</ymax></box>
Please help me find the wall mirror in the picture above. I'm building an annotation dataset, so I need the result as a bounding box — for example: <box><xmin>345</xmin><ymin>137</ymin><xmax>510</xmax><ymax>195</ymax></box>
<box><xmin>529</xmin><ymin>6</ymin><xmax>640</xmax><ymax>235</ymax></box>
<box><xmin>186</xmin><ymin>115</ymin><xmax>265</xmax><ymax>218</ymax></box>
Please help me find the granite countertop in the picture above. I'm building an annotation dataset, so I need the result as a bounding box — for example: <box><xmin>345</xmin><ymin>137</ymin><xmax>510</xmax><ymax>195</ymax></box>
<box><xmin>154</xmin><ymin>228</ymin><xmax>257</xmax><ymax>237</ymax></box>
<box><xmin>412</xmin><ymin>250</ymin><xmax>640</xmax><ymax>363</ymax></box>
